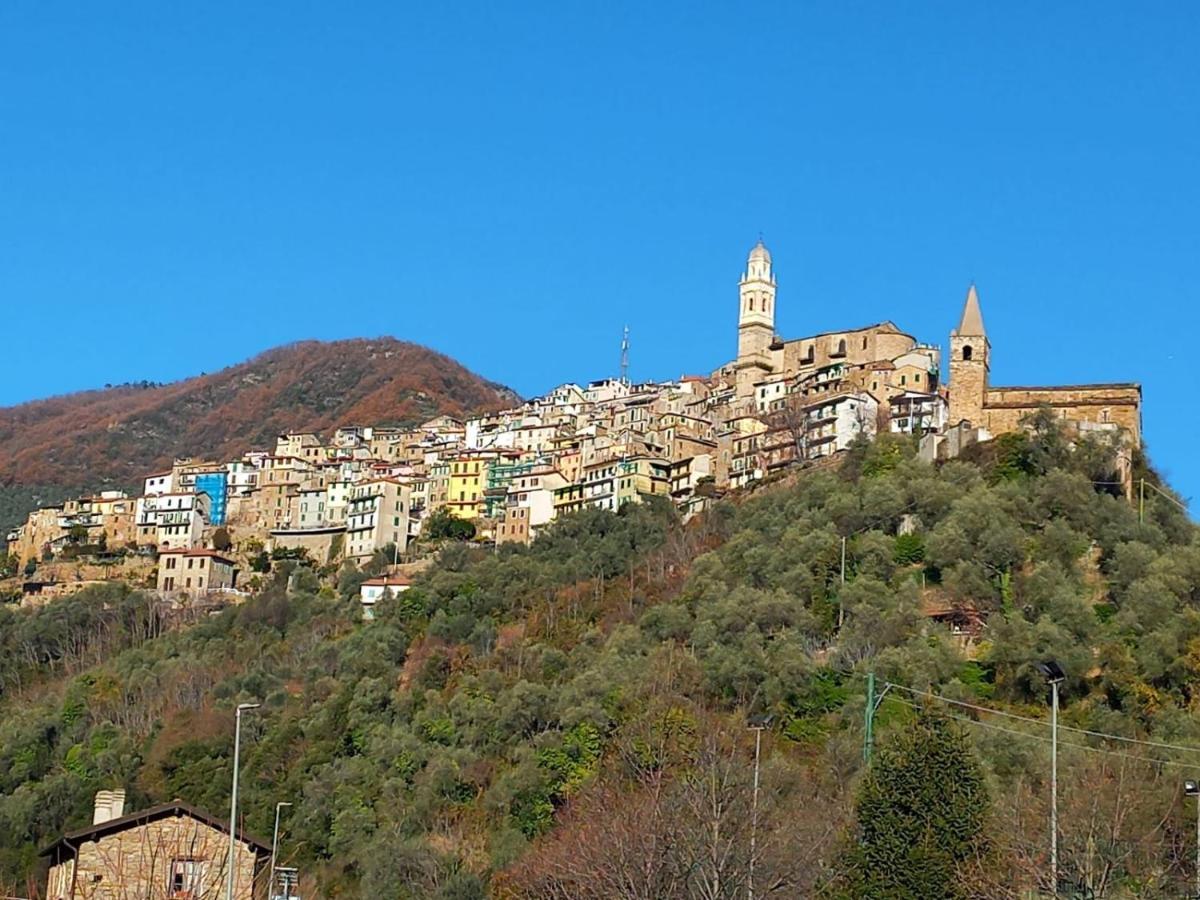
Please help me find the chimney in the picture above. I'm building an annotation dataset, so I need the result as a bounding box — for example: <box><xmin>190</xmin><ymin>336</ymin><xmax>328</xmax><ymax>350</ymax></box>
<box><xmin>92</xmin><ymin>789</ymin><xmax>126</xmax><ymax>824</ymax></box>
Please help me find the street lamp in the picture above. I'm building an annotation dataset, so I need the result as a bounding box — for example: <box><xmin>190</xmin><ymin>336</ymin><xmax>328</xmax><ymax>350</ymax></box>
<box><xmin>269</xmin><ymin>801</ymin><xmax>293</xmax><ymax>899</ymax></box>
<box><xmin>747</xmin><ymin>714</ymin><xmax>772</xmax><ymax>900</ymax></box>
<box><xmin>226</xmin><ymin>702</ymin><xmax>261</xmax><ymax>900</ymax></box>
<box><xmin>1037</xmin><ymin>660</ymin><xmax>1066</xmax><ymax>897</ymax></box>
<box><xmin>1185</xmin><ymin>781</ymin><xmax>1200</xmax><ymax>900</ymax></box>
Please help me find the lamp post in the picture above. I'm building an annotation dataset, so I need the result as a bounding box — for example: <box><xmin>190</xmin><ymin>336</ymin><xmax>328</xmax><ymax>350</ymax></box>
<box><xmin>1186</xmin><ymin>781</ymin><xmax>1200</xmax><ymax>900</ymax></box>
<box><xmin>226</xmin><ymin>702</ymin><xmax>260</xmax><ymax>900</ymax></box>
<box><xmin>1036</xmin><ymin>660</ymin><xmax>1066</xmax><ymax>897</ymax></box>
<box><xmin>746</xmin><ymin>715</ymin><xmax>772</xmax><ymax>900</ymax></box>
<box><xmin>269</xmin><ymin>801</ymin><xmax>293</xmax><ymax>899</ymax></box>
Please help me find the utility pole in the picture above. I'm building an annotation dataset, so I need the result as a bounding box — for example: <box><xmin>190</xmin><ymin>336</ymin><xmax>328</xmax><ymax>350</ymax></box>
<box><xmin>746</xmin><ymin>715</ymin><xmax>771</xmax><ymax>900</ymax></box>
<box><xmin>838</xmin><ymin>536</ymin><xmax>847</xmax><ymax>630</ymax></box>
<box><xmin>1051</xmin><ymin>678</ymin><xmax>1059</xmax><ymax>895</ymax></box>
<box><xmin>1188</xmin><ymin>782</ymin><xmax>1200</xmax><ymax>900</ymax></box>
<box><xmin>749</xmin><ymin>726</ymin><xmax>762</xmax><ymax>900</ymax></box>
<box><xmin>1037</xmin><ymin>660</ymin><xmax>1066</xmax><ymax>897</ymax></box>
<box><xmin>863</xmin><ymin>672</ymin><xmax>875</xmax><ymax>763</ymax></box>
<box><xmin>226</xmin><ymin>702</ymin><xmax>260</xmax><ymax>900</ymax></box>
<box><xmin>269</xmin><ymin>801</ymin><xmax>292</xmax><ymax>899</ymax></box>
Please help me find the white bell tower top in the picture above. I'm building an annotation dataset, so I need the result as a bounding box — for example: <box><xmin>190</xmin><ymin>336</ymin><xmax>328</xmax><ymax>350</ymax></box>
<box><xmin>739</xmin><ymin>239</ymin><xmax>776</xmax><ymax>331</ymax></box>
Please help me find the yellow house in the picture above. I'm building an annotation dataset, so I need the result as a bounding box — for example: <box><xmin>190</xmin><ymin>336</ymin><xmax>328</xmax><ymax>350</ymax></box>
<box><xmin>444</xmin><ymin>450</ymin><xmax>524</xmax><ymax>520</ymax></box>
<box><xmin>447</xmin><ymin>455</ymin><xmax>485</xmax><ymax>519</ymax></box>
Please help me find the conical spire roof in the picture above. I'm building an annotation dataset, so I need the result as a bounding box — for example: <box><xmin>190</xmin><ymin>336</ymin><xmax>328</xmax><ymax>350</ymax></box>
<box><xmin>955</xmin><ymin>283</ymin><xmax>985</xmax><ymax>336</ymax></box>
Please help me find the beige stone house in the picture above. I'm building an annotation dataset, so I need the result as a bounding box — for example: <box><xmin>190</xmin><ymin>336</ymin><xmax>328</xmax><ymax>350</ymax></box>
<box><xmin>42</xmin><ymin>791</ymin><xmax>270</xmax><ymax>899</ymax></box>
<box><xmin>157</xmin><ymin>549</ymin><xmax>238</xmax><ymax>594</ymax></box>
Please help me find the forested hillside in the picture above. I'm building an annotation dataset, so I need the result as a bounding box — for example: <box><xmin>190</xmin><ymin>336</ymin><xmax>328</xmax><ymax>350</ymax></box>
<box><xmin>2</xmin><ymin>417</ymin><xmax>1197</xmax><ymax>898</ymax></box>
<box><xmin>0</xmin><ymin>338</ymin><xmax>518</xmax><ymax>530</ymax></box>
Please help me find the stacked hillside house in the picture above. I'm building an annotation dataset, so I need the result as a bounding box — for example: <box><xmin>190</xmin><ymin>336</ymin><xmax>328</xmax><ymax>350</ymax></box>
<box><xmin>7</xmin><ymin>241</ymin><xmax>1141</xmax><ymax>581</ymax></box>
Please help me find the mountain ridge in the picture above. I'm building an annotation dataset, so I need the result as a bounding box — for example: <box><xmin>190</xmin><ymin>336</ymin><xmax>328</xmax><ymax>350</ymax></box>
<box><xmin>0</xmin><ymin>336</ymin><xmax>518</xmax><ymax>496</ymax></box>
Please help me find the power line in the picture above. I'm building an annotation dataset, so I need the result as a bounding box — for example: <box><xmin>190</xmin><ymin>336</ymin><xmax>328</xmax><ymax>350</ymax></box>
<box><xmin>888</xmin><ymin>696</ymin><xmax>1200</xmax><ymax>772</ymax></box>
<box><xmin>885</xmin><ymin>682</ymin><xmax>1200</xmax><ymax>759</ymax></box>
<box><xmin>1142</xmin><ymin>477</ymin><xmax>1190</xmax><ymax>512</ymax></box>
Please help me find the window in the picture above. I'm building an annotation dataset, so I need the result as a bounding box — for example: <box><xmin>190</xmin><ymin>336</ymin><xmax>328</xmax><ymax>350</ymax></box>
<box><xmin>962</xmin><ymin>345</ymin><xmax>973</xmax><ymax>361</ymax></box>
<box><xmin>169</xmin><ymin>859</ymin><xmax>203</xmax><ymax>896</ymax></box>
<box><xmin>862</xmin><ymin>336</ymin><xmax>868</xmax><ymax>350</ymax></box>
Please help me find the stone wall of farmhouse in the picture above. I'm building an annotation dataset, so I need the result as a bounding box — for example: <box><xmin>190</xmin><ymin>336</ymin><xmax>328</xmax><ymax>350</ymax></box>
<box><xmin>46</xmin><ymin>816</ymin><xmax>263</xmax><ymax>900</ymax></box>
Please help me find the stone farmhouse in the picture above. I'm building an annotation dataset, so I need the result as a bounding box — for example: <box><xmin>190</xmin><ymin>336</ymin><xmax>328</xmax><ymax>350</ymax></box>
<box><xmin>41</xmin><ymin>790</ymin><xmax>270</xmax><ymax>899</ymax></box>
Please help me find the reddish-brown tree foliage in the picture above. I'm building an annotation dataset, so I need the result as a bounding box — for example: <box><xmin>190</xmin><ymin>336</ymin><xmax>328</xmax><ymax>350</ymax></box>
<box><xmin>0</xmin><ymin>338</ymin><xmax>517</xmax><ymax>489</ymax></box>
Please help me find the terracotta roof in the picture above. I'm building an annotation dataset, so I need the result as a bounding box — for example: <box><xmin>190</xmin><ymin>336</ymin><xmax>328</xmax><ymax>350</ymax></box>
<box><xmin>41</xmin><ymin>800</ymin><xmax>270</xmax><ymax>860</ymax></box>
<box><xmin>361</xmin><ymin>575</ymin><xmax>413</xmax><ymax>587</ymax></box>
<box><xmin>781</xmin><ymin>321</ymin><xmax>913</xmax><ymax>345</ymax></box>
<box><xmin>988</xmin><ymin>383</ymin><xmax>1141</xmax><ymax>393</ymax></box>
<box><xmin>158</xmin><ymin>549</ymin><xmax>236</xmax><ymax>564</ymax></box>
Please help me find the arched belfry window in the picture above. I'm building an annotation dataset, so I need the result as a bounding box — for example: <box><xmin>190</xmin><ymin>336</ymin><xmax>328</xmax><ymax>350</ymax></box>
<box><xmin>963</xmin><ymin>345</ymin><xmax>973</xmax><ymax>361</ymax></box>
<box><xmin>837</xmin><ymin>339</ymin><xmax>846</xmax><ymax>355</ymax></box>
<box><xmin>749</xmin><ymin>298</ymin><xmax>754</xmax><ymax>311</ymax></box>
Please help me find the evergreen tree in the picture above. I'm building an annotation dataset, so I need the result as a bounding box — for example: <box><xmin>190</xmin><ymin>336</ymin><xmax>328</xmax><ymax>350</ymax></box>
<box><xmin>839</xmin><ymin>711</ymin><xmax>989</xmax><ymax>899</ymax></box>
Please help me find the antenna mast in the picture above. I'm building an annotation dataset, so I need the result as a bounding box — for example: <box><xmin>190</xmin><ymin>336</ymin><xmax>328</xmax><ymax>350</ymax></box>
<box><xmin>620</xmin><ymin>325</ymin><xmax>630</xmax><ymax>385</ymax></box>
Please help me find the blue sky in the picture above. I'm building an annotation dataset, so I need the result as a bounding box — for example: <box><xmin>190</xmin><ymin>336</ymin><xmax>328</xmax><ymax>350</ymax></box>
<box><xmin>2</xmin><ymin>3</ymin><xmax>1197</xmax><ymax>503</ymax></box>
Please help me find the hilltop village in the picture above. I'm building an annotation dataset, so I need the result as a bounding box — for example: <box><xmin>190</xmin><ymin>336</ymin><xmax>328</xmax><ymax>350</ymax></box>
<box><xmin>4</xmin><ymin>241</ymin><xmax>1142</xmax><ymax>606</ymax></box>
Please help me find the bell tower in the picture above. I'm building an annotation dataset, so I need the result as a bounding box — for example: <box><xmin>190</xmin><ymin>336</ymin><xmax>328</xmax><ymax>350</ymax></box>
<box><xmin>734</xmin><ymin>239</ymin><xmax>776</xmax><ymax>396</ymax></box>
<box><xmin>949</xmin><ymin>284</ymin><xmax>990</xmax><ymax>426</ymax></box>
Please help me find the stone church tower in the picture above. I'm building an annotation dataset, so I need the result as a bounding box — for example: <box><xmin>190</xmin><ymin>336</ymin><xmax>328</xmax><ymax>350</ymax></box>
<box><xmin>948</xmin><ymin>284</ymin><xmax>990</xmax><ymax>426</ymax></box>
<box><xmin>734</xmin><ymin>239</ymin><xmax>777</xmax><ymax>397</ymax></box>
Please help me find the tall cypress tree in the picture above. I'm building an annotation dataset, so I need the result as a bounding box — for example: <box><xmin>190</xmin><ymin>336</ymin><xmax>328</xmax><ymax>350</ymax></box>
<box><xmin>840</xmin><ymin>711</ymin><xmax>989</xmax><ymax>899</ymax></box>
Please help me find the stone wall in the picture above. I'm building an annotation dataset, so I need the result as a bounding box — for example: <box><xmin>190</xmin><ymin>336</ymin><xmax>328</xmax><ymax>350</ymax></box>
<box><xmin>982</xmin><ymin>384</ymin><xmax>1141</xmax><ymax>444</ymax></box>
<box><xmin>46</xmin><ymin>815</ymin><xmax>264</xmax><ymax>899</ymax></box>
<box><xmin>269</xmin><ymin>527</ymin><xmax>343</xmax><ymax>562</ymax></box>
<box><xmin>778</xmin><ymin>323</ymin><xmax>917</xmax><ymax>374</ymax></box>
<box><xmin>948</xmin><ymin>335</ymin><xmax>988</xmax><ymax>426</ymax></box>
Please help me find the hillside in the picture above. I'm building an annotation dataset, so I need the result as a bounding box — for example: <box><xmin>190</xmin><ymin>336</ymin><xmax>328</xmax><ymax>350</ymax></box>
<box><xmin>2</xmin><ymin>422</ymin><xmax>1197</xmax><ymax>898</ymax></box>
<box><xmin>0</xmin><ymin>338</ymin><xmax>518</xmax><ymax>525</ymax></box>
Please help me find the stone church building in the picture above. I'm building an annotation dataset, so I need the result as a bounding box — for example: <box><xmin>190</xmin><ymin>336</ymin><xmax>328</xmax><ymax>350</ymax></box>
<box><xmin>719</xmin><ymin>240</ymin><xmax>934</xmax><ymax>401</ymax></box>
<box><xmin>947</xmin><ymin>283</ymin><xmax>1141</xmax><ymax>443</ymax></box>
<box><xmin>716</xmin><ymin>239</ymin><xmax>1141</xmax><ymax>448</ymax></box>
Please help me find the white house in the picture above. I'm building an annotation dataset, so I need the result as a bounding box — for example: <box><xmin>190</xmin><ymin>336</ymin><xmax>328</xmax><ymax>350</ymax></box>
<box><xmin>359</xmin><ymin>574</ymin><xmax>412</xmax><ymax>620</ymax></box>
